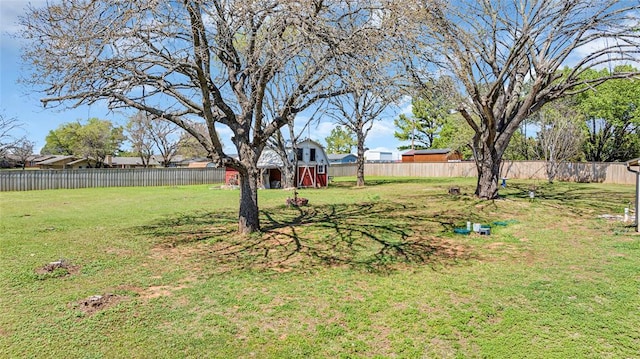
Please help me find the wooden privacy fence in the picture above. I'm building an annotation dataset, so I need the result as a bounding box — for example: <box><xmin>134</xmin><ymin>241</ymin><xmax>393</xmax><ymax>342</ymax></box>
<box><xmin>2</xmin><ymin>161</ymin><xmax>636</xmax><ymax>191</ymax></box>
<box><xmin>0</xmin><ymin>168</ymin><xmax>226</xmax><ymax>191</ymax></box>
<box><xmin>329</xmin><ymin>161</ymin><xmax>637</xmax><ymax>185</ymax></box>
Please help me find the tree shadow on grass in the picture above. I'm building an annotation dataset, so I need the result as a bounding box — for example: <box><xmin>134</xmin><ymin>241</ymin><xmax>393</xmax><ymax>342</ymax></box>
<box><xmin>500</xmin><ymin>182</ymin><xmax>632</xmax><ymax>214</ymax></box>
<box><xmin>137</xmin><ymin>201</ymin><xmax>478</xmax><ymax>274</ymax></box>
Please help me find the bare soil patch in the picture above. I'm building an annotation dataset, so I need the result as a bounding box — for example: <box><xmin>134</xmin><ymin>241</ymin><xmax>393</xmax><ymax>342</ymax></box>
<box><xmin>73</xmin><ymin>294</ymin><xmax>122</xmax><ymax>316</ymax></box>
<box><xmin>115</xmin><ymin>277</ymin><xmax>196</xmax><ymax>301</ymax></box>
<box><xmin>34</xmin><ymin>259</ymin><xmax>80</xmax><ymax>279</ymax></box>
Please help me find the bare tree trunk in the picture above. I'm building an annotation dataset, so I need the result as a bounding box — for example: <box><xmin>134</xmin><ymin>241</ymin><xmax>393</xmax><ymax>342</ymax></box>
<box><xmin>356</xmin><ymin>133</ymin><xmax>366</xmax><ymax>187</ymax></box>
<box><xmin>281</xmin><ymin>162</ymin><xmax>296</xmax><ymax>189</ymax></box>
<box><xmin>545</xmin><ymin>148</ymin><xmax>557</xmax><ymax>184</ymax></box>
<box><xmin>475</xmin><ymin>161</ymin><xmax>500</xmax><ymax>199</ymax></box>
<box><xmin>237</xmin><ymin>165</ymin><xmax>260</xmax><ymax>234</ymax></box>
<box><xmin>474</xmin><ymin>141</ymin><xmax>501</xmax><ymax>199</ymax></box>
<box><xmin>546</xmin><ymin>162</ymin><xmax>557</xmax><ymax>184</ymax></box>
<box><xmin>281</xmin><ymin>127</ymin><xmax>296</xmax><ymax>189</ymax></box>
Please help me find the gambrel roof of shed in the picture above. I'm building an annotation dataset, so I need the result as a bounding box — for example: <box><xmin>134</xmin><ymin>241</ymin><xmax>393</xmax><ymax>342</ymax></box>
<box><xmin>257</xmin><ymin>149</ymin><xmax>285</xmax><ymax>168</ymax></box>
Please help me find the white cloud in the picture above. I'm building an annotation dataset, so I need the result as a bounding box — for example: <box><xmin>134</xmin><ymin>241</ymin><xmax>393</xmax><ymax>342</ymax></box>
<box><xmin>566</xmin><ymin>12</ymin><xmax>640</xmax><ymax>71</ymax></box>
<box><xmin>367</xmin><ymin>118</ymin><xmax>396</xmax><ymax>141</ymax></box>
<box><xmin>309</xmin><ymin>121</ymin><xmax>335</xmax><ymax>144</ymax></box>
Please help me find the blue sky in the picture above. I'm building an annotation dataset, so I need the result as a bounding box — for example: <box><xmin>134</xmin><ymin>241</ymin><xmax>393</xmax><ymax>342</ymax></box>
<box><xmin>0</xmin><ymin>1</ymin><xmax>409</xmax><ymax>158</ymax></box>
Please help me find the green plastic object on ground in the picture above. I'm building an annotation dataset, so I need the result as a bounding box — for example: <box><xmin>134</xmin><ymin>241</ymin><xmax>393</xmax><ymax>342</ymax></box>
<box><xmin>493</xmin><ymin>219</ymin><xmax>519</xmax><ymax>226</ymax></box>
<box><xmin>453</xmin><ymin>228</ymin><xmax>471</xmax><ymax>235</ymax></box>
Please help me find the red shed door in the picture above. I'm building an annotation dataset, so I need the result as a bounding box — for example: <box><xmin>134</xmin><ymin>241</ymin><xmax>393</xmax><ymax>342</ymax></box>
<box><xmin>298</xmin><ymin>166</ymin><xmax>315</xmax><ymax>187</ymax></box>
<box><xmin>316</xmin><ymin>166</ymin><xmax>327</xmax><ymax>187</ymax></box>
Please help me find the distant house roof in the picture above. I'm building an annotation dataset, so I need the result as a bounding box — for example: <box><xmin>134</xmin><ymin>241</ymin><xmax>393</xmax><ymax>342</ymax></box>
<box><xmin>408</xmin><ymin>149</ymin><xmax>454</xmax><ymax>155</ymax></box>
<box><xmin>113</xmin><ymin>157</ymin><xmax>160</xmax><ymax>166</ymax></box>
<box><xmin>168</xmin><ymin>155</ymin><xmax>186</xmax><ymax>164</ymax></box>
<box><xmin>67</xmin><ymin>158</ymin><xmax>95</xmax><ymax>166</ymax></box>
<box><xmin>37</xmin><ymin>155</ymin><xmax>76</xmax><ymax>165</ymax></box>
<box><xmin>187</xmin><ymin>162</ymin><xmax>215</xmax><ymax>168</ymax></box>
<box><xmin>30</xmin><ymin>155</ymin><xmax>55</xmax><ymax>162</ymax></box>
<box><xmin>327</xmin><ymin>154</ymin><xmax>356</xmax><ymax>161</ymax></box>
<box><xmin>218</xmin><ymin>150</ymin><xmax>284</xmax><ymax>169</ymax></box>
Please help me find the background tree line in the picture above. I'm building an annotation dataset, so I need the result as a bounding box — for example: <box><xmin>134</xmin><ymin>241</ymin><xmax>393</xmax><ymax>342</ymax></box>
<box><xmin>38</xmin><ymin>111</ymin><xmax>211</xmax><ymax>168</ymax></box>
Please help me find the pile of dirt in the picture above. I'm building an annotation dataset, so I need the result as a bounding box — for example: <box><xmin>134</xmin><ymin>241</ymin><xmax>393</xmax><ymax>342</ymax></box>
<box><xmin>74</xmin><ymin>294</ymin><xmax>121</xmax><ymax>315</ymax></box>
<box><xmin>34</xmin><ymin>259</ymin><xmax>79</xmax><ymax>279</ymax></box>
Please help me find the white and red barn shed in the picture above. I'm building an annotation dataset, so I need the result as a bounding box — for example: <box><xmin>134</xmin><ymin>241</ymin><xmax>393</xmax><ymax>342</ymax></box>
<box><xmin>224</xmin><ymin>139</ymin><xmax>329</xmax><ymax>188</ymax></box>
<box><xmin>293</xmin><ymin>139</ymin><xmax>329</xmax><ymax>188</ymax></box>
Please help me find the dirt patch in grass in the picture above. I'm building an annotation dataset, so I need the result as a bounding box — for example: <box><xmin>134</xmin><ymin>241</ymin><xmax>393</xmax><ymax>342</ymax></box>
<box><xmin>34</xmin><ymin>259</ymin><xmax>80</xmax><ymax>279</ymax></box>
<box><xmin>143</xmin><ymin>283</ymin><xmax>192</xmax><ymax>299</ymax></box>
<box><xmin>73</xmin><ymin>294</ymin><xmax>122</xmax><ymax>316</ymax></box>
<box><xmin>115</xmin><ymin>277</ymin><xmax>196</xmax><ymax>300</ymax></box>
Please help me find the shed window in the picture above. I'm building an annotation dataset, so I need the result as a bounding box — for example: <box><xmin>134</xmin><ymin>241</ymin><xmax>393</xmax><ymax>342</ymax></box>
<box><xmin>296</xmin><ymin>148</ymin><xmax>303</xmax><ymax>161</ymax></box>
<box><xmin>310</xmin><ymin>148</ymin><xmax>316</xmax><ymax>162</ymax></box>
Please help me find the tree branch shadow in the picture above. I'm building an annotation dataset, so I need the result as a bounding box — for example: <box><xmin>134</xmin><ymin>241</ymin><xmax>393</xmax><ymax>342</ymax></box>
<box><xmin>137</xmin><ymin>201</ymin><xmax>478</xmax><ymax>274</ymax></box>
<box><xmin>500</xmin><ymin>182</ymin><xmax>632</xmax><ymax>214</ymax></box>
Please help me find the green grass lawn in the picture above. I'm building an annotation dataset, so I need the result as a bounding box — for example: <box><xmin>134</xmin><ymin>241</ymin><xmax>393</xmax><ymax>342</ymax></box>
<box><xmin>1</xmin><ymin>178</ymin><xmax>638</xmax><ymax>358</ymax></box>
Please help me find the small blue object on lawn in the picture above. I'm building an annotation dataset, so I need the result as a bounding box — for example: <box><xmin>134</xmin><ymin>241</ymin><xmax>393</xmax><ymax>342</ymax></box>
<box><xmin>501</xmin><ymin>177</ymin><xmax>507</xmax><ymax>188</ymax></box>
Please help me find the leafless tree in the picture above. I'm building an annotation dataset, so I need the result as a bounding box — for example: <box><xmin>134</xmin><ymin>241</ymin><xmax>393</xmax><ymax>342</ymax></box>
<box><xmin>261</xmin><ymin>77</ymin><xmax>314</xmax><ymax>190</ymax></box>
<box><xmin>127</xmin><ymin>111</ymin><xmax>182</xmax><ymax>167</ymax></box>
<box><xmin>534</xmin><ymin>100</ymin><xmax>584</xmax><ymax>183</ymax></box>
<box><xmin>10</xmin><ymin>139</ymin><xmax>36</xmax><ymax>170</ymax></box>
<box><xmin>410</xmin><ymin>0</ymin><xmax>640</xmax><ymax>198</ymax></box>
<box><xmin>0</xmin><ymin>113</ymin><xmax>24</xmax><ymax>157</ymax></box>
<box><xmin>326</xmin><ymin>12</ymin><xmax>406</xmax><ymax>187</ymax></box>
<box><xmin>19</xmin><ymin>1</ymin><xmax>403</xmax><ymax>233</ymax></box>
<box><xmin>328</xmin><ymin>89</ymin><xmax>398</xmax><ymax>187</ymax></box>
<box><xmin>126</xmin><ymin>112</ymin><xmax>157</xmax><ymax>167</ymax></box>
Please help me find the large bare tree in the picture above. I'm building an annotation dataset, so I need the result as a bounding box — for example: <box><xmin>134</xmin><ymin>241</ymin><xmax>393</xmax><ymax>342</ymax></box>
<box><xmin>327</xmin><ymin>20</ymin><xmax>405</xmax><ymax>187</ymax></box>
<box><xmin>328</xmin><ymin>89</ymin><xmax>398</xmax><ymax>187</ymax></box>
<box><xmin>411</xmin><ymin>0</ymin><xmax>640</xmax><ymax>198</ymax></box>
<box><xmin>20</xmin><ymin>0</ymin><xmax>402</xmax><ymax>233</ymax></box>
